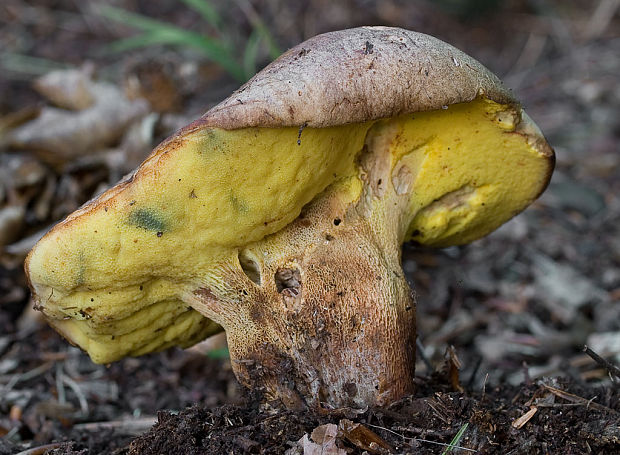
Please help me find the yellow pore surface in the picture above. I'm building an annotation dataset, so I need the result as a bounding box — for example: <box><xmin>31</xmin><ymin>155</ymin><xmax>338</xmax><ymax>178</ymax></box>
<box><xmin>26</xmin><ymin>98</ymin><xmax>551</xmax><ymax>363</ymax></box>
<box><xmin>27</xmin><ymin>122</ymin><xmax>368</xmax><ymax>362</ymax></box>
<box><xmin>396</xmin><ymin>99</ymin><xmax>551</xmax><ymax>246</ymax></box>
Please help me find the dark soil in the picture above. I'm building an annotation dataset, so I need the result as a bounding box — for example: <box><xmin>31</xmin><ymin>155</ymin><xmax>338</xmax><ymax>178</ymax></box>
<box><xmin>10</xmin><ymin>364</ymin><xmax>618</xmax><ymax>454</ymax></box>
<box><xmin>123</xmin><ymin>380</ymin><xmax>620</xmax><ymax>455</ymax></box>
<box><xmin>1</xmin><ymin>1</ymin><xmax>619</xmax><ymax>454</ymax></box>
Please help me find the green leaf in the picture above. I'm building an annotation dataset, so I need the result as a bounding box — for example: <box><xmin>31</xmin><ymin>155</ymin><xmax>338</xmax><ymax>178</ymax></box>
<box><xmin>179</xmin><ymin>0</ymin><xmax>222</xmax><ymax>31</ymax></box>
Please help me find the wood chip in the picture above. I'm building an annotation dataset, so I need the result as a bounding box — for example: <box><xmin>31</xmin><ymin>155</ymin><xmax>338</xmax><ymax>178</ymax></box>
<box><xmin>339</xmin><ymin>419</ymin><xmax>393</xmax><ymax>453</ymax></box>
<box><xmin>447</xmin><ymin>345</ymin><xmax>464</xmax><ymax>392</ymax></box>
<box><xmin>512</xmin><ymin>406</ymin><xmax>538</xmax><ymax>429</ymax></box>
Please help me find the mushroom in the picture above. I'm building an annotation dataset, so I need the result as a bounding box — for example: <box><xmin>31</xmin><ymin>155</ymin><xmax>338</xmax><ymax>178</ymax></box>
<box><xmin>25</xmin><ymin>27</ymin><xmax>554</xmax><ymax>409</ymax></box>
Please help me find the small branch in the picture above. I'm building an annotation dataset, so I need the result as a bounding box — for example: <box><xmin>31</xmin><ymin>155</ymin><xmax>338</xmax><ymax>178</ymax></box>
<box><xmin>0</xmin><ymin>362</ymin><xmax>54</xmax><ymax>391</ymax></box>
<box><xmin>465</xmin><ymin>356</ymin><xmax>482</xmax><ymax>390</ymax></box>
<box><xmin>73</xmin><ymin>417</ymin><xmax>157</xmax><ymax>435</ymax></box>
<box><xmin>584</xmin><ymin>0</ymin><xmax>620</xmax><ymax>41</ymax></box>
<box><xmin>416</xmin><ymin>337</ymin><xmax>434</xmax><ymax>373</ymax></box>
<box><xmin>61</xmin><ymin>373</ymin><xmax>89</xmax><ymax>415</ymax></box>
<box><xmin>15</xmin><ymin>443</ymin><xmax>62</xmax><ymax>455</ymax></box>
<box><xmin>542</xmin><ymin>384</ymin><xmax>618</xmax><ymax>414</ymax></box>
<box><xmin>583</xmin><ymin>345</ymin><xmax>620</xmax><ymax>381</ymax></box>
<box><xmin>55</xmin><ymin>362</ymin><xmax>66</xmax><ymax>405</ymax></box>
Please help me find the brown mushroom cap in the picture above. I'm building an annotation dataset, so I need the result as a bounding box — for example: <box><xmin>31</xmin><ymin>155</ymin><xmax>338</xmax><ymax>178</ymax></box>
<box><xmin>197</xmin><ymin>26</ymin><xmax>514</xmax><ymax>129</ymax></box>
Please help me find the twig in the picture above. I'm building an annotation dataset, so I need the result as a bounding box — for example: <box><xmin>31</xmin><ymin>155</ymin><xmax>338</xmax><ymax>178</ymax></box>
<box><xmin>392</xmin><ymin>425</ymin><xmax>465</xmax><ymax>438</ymax></box>
<box><xmin>522</xmin><ymin>361</ymin><xmax>532</xmax><ymax>385</ymax></box>
<box><xmin>425</xmin><ymin>399</ymin><xmax>450</xmax><ymax>424</ymax></box>
<box><xmin>73</xmin><ymin>417</ymin><xmax>157</xmax><ymax>435</ymax></box>
<box><xmin>535</xmin><ymin>402</ymin><xmax>605</xmax><ymax>409</ymax></box>
<box><xmin>583</xmin><ymin>345</ymin><xmax>620</xmax><ymax>381</ymax></box>
<box><xmin>365</xmin><ymin>423</ymin><xmax>477</xmax><ymax>453</ymax></box>
<box><xmin>466</xmin><ymin>356</ymin><xmax>482</xmax><ymax>390</ymax></box>
<box><xmin>0</xmin><ymin>362</ymin><xmax>54</xmax><ymax>391</ymax></box>
<box><xmin>15</xmin><ymin>443</ymin><xmax>62</xmax><ymax>455</ymax></box>
<box><xmin>584</xmin><ymin>0</ymin><xmax>620</xmax><ymax>41</ymax></box>
<box><xmin>56</xmin><ymin>362</ymin><xmax>66</xmax><ymax>405</ymax></box>
<box><xmin>481</xmin><ymin>373</ymin><xmax>489</xmax><ymax>401</ymax></box>
<box><xmin>447</xmin><ymin>346</ymin><xmax>464</xmax><ymax>393</ymax></box>
<box><xmin>61</xmin><ymin>373</ymin><xmax>89</xmax><ymax>415</ymax></box>
<box><xmin>541</xmin><ymin>384</ymin><xmax>618</xmax><ymax>414</ymax></box>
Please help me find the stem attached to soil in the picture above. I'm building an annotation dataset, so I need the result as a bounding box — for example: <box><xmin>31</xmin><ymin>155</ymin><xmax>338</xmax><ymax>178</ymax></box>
<box><xmin>187</xmin><ymin>123</ymin><xmax>417</xmax><ymax>409</ymax></box>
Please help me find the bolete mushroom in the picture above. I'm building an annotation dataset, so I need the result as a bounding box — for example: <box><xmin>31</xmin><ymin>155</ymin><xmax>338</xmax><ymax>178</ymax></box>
<box><xmin>26</xmin><ymin>27</ymin><xmax>554</xmax><ymax>409</ymax></box>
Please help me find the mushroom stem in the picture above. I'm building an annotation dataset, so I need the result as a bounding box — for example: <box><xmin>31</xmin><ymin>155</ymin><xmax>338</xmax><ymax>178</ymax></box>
<box><xmin>187</xmin><ymin>123</ymin><xmax>418</xmax><ymax>409</ymax></box>
<box><xmin>190</xmin><ymin>208</ymin><xmax>416</xmax><ymax>409</ymax></box>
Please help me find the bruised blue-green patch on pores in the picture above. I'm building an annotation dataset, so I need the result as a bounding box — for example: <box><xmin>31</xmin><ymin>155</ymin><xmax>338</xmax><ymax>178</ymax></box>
<box><xmin>128</xmin><ymin>208</ymin><xmax>168</xmax><ymax>233</ymax></box>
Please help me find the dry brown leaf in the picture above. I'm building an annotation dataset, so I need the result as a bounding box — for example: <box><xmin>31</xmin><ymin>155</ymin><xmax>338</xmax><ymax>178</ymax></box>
<box><xmin>3</xmin><ymin>226</ymin><xmax>48</xmax><ymax>257</ymax></box>
<box><xmin>186</xmin><ymin>332</ymin><xmax>227</xmax><ymax>356</ymax></box>
<box><xmin>0</xmin><ymin>107</ymin><xmax>41</xmax><ymax>142</ymax></box>
<box><xmin>532</xmin><ymin>253</ymin><xmax>608</xmax><ymax>320</ymax></box>
<box><xmin>9</xmin><ymin>69</ymin><xmax>149</xmax><ymax>167</ymax></box>
<box><xmin>124</xmin><ymin>61</ymin><xmax>182</xmax><ymax>113</ymax></box>
<box><xmin>339</xmin><ymin>419</ymin><xmax>393</xmax><ymax>453</ymax></box>
<box><xmin>33</xmin><ymin>65</ymin><xmax>95</xmax><ymax>110</ymax></box>
<box><xmin>297</xmin><ymin>423</ymin><xmax>346</xmax><ymax>455</ymax></box>
<box><xmin>2</xmin><ymin>154</ymin><xmax>48</xmax><ymax>190</ymax></box>
<box><xmin>110</xmin><ymin>112</ymin><xmax>159</xmax><ymax>174</ymax></box>
<box><xmin>0</xmin><ymin>206</ymin><xmax>25</xmax><ymax>247</ymax></box>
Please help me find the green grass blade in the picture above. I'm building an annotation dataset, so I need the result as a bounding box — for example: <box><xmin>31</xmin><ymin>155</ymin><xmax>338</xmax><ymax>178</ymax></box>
<box><xmin>234</xmin><ymin>0</ymin><xmax>281</xmax><ymax>60</ymax></box>
<box><xmin>441</xmin><ymin>423</ymin><xmax>469</xmax><ymax>454</ymax></box>
<box><xmin>242</xmin><ymin>30</ymin><xmax>262</xmax><ymax>79</ymax></box>
<box><xmin>103</xmin><ymin>33</ymin><xmax>174</xmax><ymax>54</ymax></box>
<box><xmin>107</xmin><ymin>31</ymin><xmax>246</xmax><ymax>82</ymax></box>
<box><xmin>179</xmin><ymin>0</ymin><xmax>222</xmax><ymax>30</ymax></box>
<box><xmin>99</xmin><ymin>5</ymin><xmax>181</xmax><ymax>33</ymax></box>
<box><xmin>252</xmin><ymin>22</ymin><xmax>280</xmax><ymax>60</ymax></box>
<box><xmin>99</xmin><ymin>4</ymin><xmax>248</xmax><ymax>82</ymax></box>
<box><xmin>206</xmin><ymin>347</ymin><xmax>230</xmax><ymax>359</ymax></box>
<box><xmin>101</xmin><ymin>12</ymin><xmax>245</xmax><ymax>81</ymax></box>
<box><xmin>0</xmin><ymin>52</ymin><xmax>72</xmax><ymax>75</ymax></box>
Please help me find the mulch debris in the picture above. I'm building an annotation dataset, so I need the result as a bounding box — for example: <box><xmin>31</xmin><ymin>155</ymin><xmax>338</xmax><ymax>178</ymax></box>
<box><xmin>42</xmin><ymin>377</ymin><xmax>620</xmax><ymax>454</ymax></box>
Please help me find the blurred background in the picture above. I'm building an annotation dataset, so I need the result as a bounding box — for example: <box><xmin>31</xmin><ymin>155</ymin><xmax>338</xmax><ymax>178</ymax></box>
<box><xmin>0</xmin><ymin>0</ymin><xmax>618</xmax><ymax>449</ymax></box>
